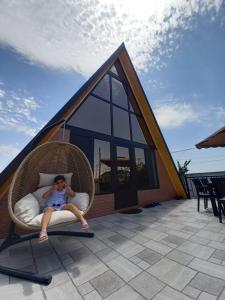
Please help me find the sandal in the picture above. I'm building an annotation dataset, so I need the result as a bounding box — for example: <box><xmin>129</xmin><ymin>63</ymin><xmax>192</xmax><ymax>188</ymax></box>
<box><xmin>39</xmin><ymin>230</ymin><xmax>48</xmax><ymax>243</ymax></box>
<box><xmin>81</xmin><ymin>219</ymin><xmax>89</xmax><ymax>230</ymax></box>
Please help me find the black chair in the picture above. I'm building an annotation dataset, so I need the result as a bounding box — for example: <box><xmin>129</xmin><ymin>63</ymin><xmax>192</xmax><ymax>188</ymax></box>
<box><xmin>191</xmin><ymin>178</ymin><xmax>211</xmax><ymax>212</ymax></box>
<box><xmin>211</xmin><ymin>178</ymin><xmax>225</xmax><ymax>223</ymax></box>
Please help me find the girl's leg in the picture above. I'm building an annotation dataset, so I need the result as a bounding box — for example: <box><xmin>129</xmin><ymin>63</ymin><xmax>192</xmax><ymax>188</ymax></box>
<box><xmin>39</xmin><ymin>207</ymin><xmax>55</xmax><ymax>241</ymax></box>
<box><xmin>63</xmin><ymin>203</ymin><xmax>89</xmax><ymax>229</ymax></box>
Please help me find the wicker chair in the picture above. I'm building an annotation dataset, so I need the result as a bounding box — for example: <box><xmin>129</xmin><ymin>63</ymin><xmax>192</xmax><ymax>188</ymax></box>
<box><xmin>0</xmin><ymin>141</ymin><xmax>95</xmax><ymax>285</ymax></box>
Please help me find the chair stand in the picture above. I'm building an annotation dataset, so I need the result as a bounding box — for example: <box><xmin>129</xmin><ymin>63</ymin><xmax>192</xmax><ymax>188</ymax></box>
<box><xmin>0</xmin><ymin>222</ymin><xmax>94</xmax><ymax>285</ymax></box>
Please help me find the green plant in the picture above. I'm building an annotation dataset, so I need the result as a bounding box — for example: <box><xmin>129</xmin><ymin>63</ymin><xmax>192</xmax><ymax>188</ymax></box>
<box><xmin>177</xmin><ymin>160</ymin><xmax>191</xmax><ymax>178</ymax></box>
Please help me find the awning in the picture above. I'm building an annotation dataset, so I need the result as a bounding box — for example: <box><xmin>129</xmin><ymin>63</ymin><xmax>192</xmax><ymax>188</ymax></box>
<box><xmin>196</xmin><ymin>125</ymin><xmax>225</xmax><ymax>149</ymax></box>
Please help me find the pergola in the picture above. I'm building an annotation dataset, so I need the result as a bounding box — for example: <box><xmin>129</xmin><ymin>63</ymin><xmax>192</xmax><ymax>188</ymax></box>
<box><xmin>196</xmin><ymin>125</ymin><xmax>225</xmax><ymax>149</ymax></box>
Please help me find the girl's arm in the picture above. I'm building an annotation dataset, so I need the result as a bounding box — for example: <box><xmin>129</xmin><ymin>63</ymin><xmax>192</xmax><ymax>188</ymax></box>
<box><xmin>66</xmin><ymin>185</ymin><xmax>76</xmax><ymax>197</ymax></box>
<box><xmin>42</xmin><ymin>185</ymin><xmax>56</xmax><ymax>199</ymax></box>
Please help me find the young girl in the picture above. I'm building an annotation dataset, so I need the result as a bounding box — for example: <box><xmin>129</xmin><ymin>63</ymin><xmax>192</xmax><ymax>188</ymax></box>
<box><xmin>39</xmin><ymin>175</ymin><xmax>88</xmax><ymax>242</ymax></box>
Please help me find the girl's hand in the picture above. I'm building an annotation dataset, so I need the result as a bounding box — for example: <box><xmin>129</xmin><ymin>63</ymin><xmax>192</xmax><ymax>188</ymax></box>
<box><xmin>51</xmin><ymin>184</ymin><xmax>58</xmax><ymax>191</ymax></box>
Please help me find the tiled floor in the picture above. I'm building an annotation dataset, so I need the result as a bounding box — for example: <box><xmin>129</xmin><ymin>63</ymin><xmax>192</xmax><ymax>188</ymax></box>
<box><xmin>1</xmin><ymin>199</ymin><xmax>225</xmax><ymax>299</ymax></box>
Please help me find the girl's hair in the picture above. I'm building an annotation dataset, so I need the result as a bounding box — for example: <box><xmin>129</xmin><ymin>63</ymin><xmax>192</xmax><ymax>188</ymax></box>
<box><xmin>54</xmin><ymin>175</ymin><xmax>65</xmax><ymax>183</ymax></box>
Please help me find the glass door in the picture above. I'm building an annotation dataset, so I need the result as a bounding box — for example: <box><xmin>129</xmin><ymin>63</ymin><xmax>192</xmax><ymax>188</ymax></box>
<box><xmin>114</xmin><ymin>144</ymin><xmax>138</xmax><ymax>209</ymax></box>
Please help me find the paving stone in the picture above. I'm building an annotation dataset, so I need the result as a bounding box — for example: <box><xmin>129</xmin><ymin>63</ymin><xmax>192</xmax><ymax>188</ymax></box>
<box><xmin>35</xmin><ymin>252</ymin><xmax>61</xmax><ymax>274</ymax></box>
<box><xmin>162</xmin><ymin>234</ymin><xmax>186</xmax><ymax>246</ymax></box>
<box><xmin>95</xmin><ymin>247</ymin><xmax>119</xmax><ymax>263</ymax></box>
<box><xmin>91</xmin><ymin>270</ymin><xmax>124</xmax><ymax>297</ymax></box>
<box><xmin>209</xmin><ymin>241</ymin><xmax>225</xmax><ymax>250</ymax></box>
<box><xmin>183</xmin><ymin>286</ymin><xmax>201</xmax><ymax>299</ymax></box>
<box><xmin>182</xmin><ymin>225</ymin><xmax>199</xmax><ymax>233</ymax></box>
<box><xmin>211</xmin><ymin>249</ymin><xmax>225</xmax><ymax>261</ymax></box>
<box><xmin>104</xmin><ymin>285</ymin><xmax>145</xmax><ymax>300</ymax></box>
<box><xmin>177</xmin><ymin>241</ymin><xmax>215</xmax><ymax>260</ymax></box>
<box><xmin>139</xmin><ymin>229</ymin><xmax>168</xmax><ymax>241</ymax></box>
<box><xmin>137</xmin><ymin>260</ymin><xmax>150</xmax><ymax>270</ymax></box>
<box><xmin>209</xmin><ymin>257</ymin><xmax>222</xmax><ymax>264</ymax></box>
<box><xmin>167</xmin><ymin>249</ymin><xmax>193</xmax><ymax>266</ymax></box>
<box><xmin>144</xmin><ymin>240</ymin><xmax>172</xmax><ymax>255</ymax></box>
<box><xmin>219</xmin><ymin>288</ymin><xmax>225</xmax><ymax>300</ymax></box>
<box><xmin>198</xmin><ymin>292</ymin><xmax>217</xmax><ymax>300</ymax></box>
<box><xmin>41</xmin><ymin>268</ymin><xmax>71</xmax><ymax>291</ymax></box>
<box><xmin>107</xmin><ymin>256</ymin><xmax>142</xmax><ymax>282</ymax></box>
<box><xmin>67</xmin><ymin>247</ymin><xmax>108</xmax><ymax>286</ymax></box>
<box><xmin>83</xmin><ymin>238</ymin><xmax>108</xmax><ymax>253</ymax></box>
<box><xmin>108</xmin><ymin>234</ymin><xmax>129</xmax><ymax>244</ymax></box>
<box><xmin>84</xmin><ymin>290</ymin><xmax>102</xmax><ymax>300</ymax></box>
<box><xmin>129</xmin><ymin>255</ymin><xmax>142</xmax><ymax>264</ymax></box>
<box><xmin>122</xmin><ymin>243</ymin><xmax>145</xmax><ymax>258</ymax></box>
<box><xmin>77</xmin><ymin>282</ymin><xmax>94</xmax><ymax>296</ymax></box>
<box><xmin>131</xmin><ymin>234</ymin><xmax>149</xmax><ymax>244</ymax></box>
<box><xmin>137</xmin><ymin>248</ymin><xmax>162</xmax><ymax>266</ymax></box>
<box><xmin>189</xmin><ymin>258</ymin><xmax>225</xmax><ymax>280</ymax></box>
<box><xmin>44</xmin><ymin>281</ymin><xmax>82</xmax><ymax>299</ymax></box>
<box><xmin>196</xmin><ymin>230</ymin><xmax>225</xmax><ymax>242</ymax></box>
<box><xmin>153</xmin><ymin>286</ymin><xmax>192</xmax><ymax>300</ymax></box>
<box><xmin>129</xmin><ymin>271</ymin><xmax>165</xmax><ymax>299</ymax></box>
<box><xmin>189</xmin><ymin>272</ymin><xmax>225</xmax><ymax>296</ymax></box>
<box><xmin>147</xmin><ymin>258</ymin><xmax>196</xmax><ymax>291</ymax></box>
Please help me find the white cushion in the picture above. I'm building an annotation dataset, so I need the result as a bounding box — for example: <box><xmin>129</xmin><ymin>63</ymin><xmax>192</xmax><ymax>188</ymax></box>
<box><xmin>14</xmin><ymin>193</ymin><xmax>40</xmax><ymax>223</ymax></box>
<box><xmin>68</xmin><ymin>192</ymin><xmax>89</xmax><ymax>211</ymax></box>
<box><xmin>28</xmin><ymin>210</ymin><xmax>84</xmax><ymax>227</ymax></box>
<box><xmin>38</xmin><ymin>172</ymin><xmax>73</xmax><ymax>187</ymax></box>
<box><xmin>33</xmin><ymin>186</ymin><xmax>51</xmax><ymax>209</ymax></box>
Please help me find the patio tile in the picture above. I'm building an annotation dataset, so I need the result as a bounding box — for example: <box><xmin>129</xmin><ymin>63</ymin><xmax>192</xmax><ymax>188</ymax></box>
<box><xmin>104</xmin><ymin>285</ymin><xmax>145</xmax><ymax>300</ymax></box>
<box><xmin>77</xmin><ymin>282</ymin><xmax>94</xmax><ymax>295</ymax></box>
<box><xmin>198</xmin><ymin>292</ymin><xmax>217</xmax><ymax>300</ymax></box>
<box><xmin>182</xmin><ymin>225</ymin><xmax>200</xmax><ymax>233</ymax></box>
<box><xmin>95</xmin><ymin>247</ymin><xmax>119</xmax><ymax>263</ymax></box>
<box><xmin>129</xmin><ymin>271</ymin><xmax>165</xmax><ymax>299</ymax></box>
<box><xmin>106</xmin><ymin>256</ymin><xmax>142</xmax><ymax>282</ymax></box>
<box><xmin>189</xmin><ymin>235</ymin><xmax>210</xmax><ymax>245</ymax></box>
<box><xmin>209</xmin><ymin>241</ymin><xmax>225</xmax><ymax>250</ymax></box>
<box><xmin>152</xmin><ymin>286</ymin><xmax>192</xmax><ymax>300</ymax></box>
<box><xmin>147</xmin><ymin>258</ymin><xmax>196</xmax><ymax>291</ymax></box>
<box><xmin>136</xmin><ymin>248</ymin><xmax>162</xmax><ymax>266</ymax></box>
<box><xmin>189</xmin><ymin>272</ymin><xmax>225</xmax><ymax>296</ymax></box>
<box><xmin>144</xmin><ymin>240</ymin><xmax>172</xmax><ymax>255</ymax></box>
<box><xmin>177</xmin><ymin>241</ymin><xmax>215</xmax><ymax>260</ymax></box>
<box><xmin>162</xmin><ymin>234</ymin><xmax>186</xmax><ymax>246</ymax></box>
<box><xmin>84</xmin><ymin>290</ymin><xmax>102</xmax><ymax>300</ymax></box>
<box><xmin>122</xmin><ymin>243</ymin><xmax>145</xmax><ymax>258</ymax></box>
<box><xmin>108</xmin><ymin>234</ymin><xmax>129</xmax><ymax>245</ymax></box>
<box><xmin>139</xmin><ymin>229</ymin><xmax>168</xmax><ymax>241</ymax></box>
<box><xmin>196</xmin><ymin>230</ymin><xmax>225</xmax><ymax>242</ymax></box>
<box><xmin>67</xmin><ymin>247</ymin><xmax>108</xmax><ymax>286</ymax></box>
<box><xmin>91</xmin><ymin>270</ymin><xmax>124</xmax><ymax>297</ymax></box>
<box><xmin>189</xmin><ymin>258</ymin><xmax>225</xmax><ymax>280</ymax></box>
<box><xmin>44</xmin><ymin>281</ymin><xmax>82</xmax><ymax>299</ymax></box>
<box><xmin>211</xmin><ymin>249</ymin><xmax>225</xmax><ymax>262</ymax></box>
<box><xmin>35</xmin><ymin>252</ymin><xmax>61</xmax><ymax>274</ymax></box>
<box><xmin>82</xmin><ymin>238</ymin><xmax>108</xmax><ymax>253</ymax></box>
<box><xmin>166</xmin><ymin>249</ymin><xmax>193</xmax><ymax>266</ymax></box>
<box><xmin>183</xmin><ymin>286</ymin><xmax>201</xmax><ymax>299</ymax></box>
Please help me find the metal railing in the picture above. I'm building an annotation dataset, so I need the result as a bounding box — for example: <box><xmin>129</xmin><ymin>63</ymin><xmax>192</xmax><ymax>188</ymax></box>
<box><xmin>185</xmin><ymin>173</ymin><xmax>225</xmax><ymax>198</ymax></box>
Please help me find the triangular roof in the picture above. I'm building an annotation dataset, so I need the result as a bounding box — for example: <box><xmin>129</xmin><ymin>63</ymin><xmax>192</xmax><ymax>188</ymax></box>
<box><xmin>0</xmin><ymin>43</ymin><xmax>187</xmax><ymax>198</ymax></box>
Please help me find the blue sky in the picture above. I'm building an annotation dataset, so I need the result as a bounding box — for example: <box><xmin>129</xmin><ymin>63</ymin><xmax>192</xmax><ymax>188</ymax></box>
<box><xmin>0</xmin><ymin>0</ymin><xmax>225</xmax><ymax>173</ymax></box>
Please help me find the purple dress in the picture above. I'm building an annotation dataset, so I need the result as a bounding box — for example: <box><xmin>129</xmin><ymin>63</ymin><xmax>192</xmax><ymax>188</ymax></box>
<box><xmin>44</xmin><ymin>189</ymin><xmax>66</xmax><ymax>211</ymax></box>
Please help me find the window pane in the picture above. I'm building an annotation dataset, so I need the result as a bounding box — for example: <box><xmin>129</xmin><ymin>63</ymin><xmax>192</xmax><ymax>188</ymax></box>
<box><xmin>94</xmin><ymin>139</ymin><xmax>111</xmax><ymax>193</ymax></box>
<box><xmin>135</xmin><ymin>148</ymin><xmax>148</xmax><ymax>189</ymax></box>
<box><xmin>113</xmin><ymin>106</ymin><xmax>131</xmax><ymax>140</ymax></box>
<box><xmin>92</xmin><ymin>74</ymin><xmax>110</xmax><ymax>101</ymax></box>
<box><xmin>110</xmin><ymin>65</ymin><xmax>118</xmax><ymax>75</ymax></box>
<box><xmin>112</xmin><ymin>77</ymin><xmax>128</xmax><ymax>108</ymax></box>
<box><xmin>67</xmin><ymin>95</ymin><xmax>111</xmax><ymax>135</ymax></box>
<box><xmin>116</xmin><ymin>146</ymin><xmax>131</xmax><ymax>190</ymax></box>
<box><xmin>131</xmin><ymin>114</ymin><xmax>147</xmax><ymax>144</ymax></box>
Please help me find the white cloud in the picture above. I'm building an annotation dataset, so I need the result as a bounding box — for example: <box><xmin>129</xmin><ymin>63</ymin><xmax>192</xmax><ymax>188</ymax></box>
<box><xmin>0</xmin><ymin>0</ymin><xmax>223</xmax><ymax>77</ymax></box>
<box><xmin>153</xmin><ymin>99</ymin><xmax>225</xmax><ymax>129</ymax></box>
<box><xmin>0</xmin><ymin>144</ymin><xmax>21</xmax><ymax>172</ymax></box>
<box><xmin>0</xmin><ymin>87</ymin><xmax>40</xmax><ymax>136</ymax></box>
<box><xmin>154</xmin><ymin>102</ymin><xmax>199</xmax><ymax>129</ymax></box>
<box><xmin>0</xmin><ymin>89</ymin><xmax>5</xmax><ymax>98</ymax></box>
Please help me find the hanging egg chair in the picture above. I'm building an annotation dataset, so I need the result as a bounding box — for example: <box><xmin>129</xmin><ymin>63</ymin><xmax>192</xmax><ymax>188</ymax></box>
<box><xmin>0</xmin><ymin>141</ymin><xmax>95</xmax><ymax>285</ymax></box>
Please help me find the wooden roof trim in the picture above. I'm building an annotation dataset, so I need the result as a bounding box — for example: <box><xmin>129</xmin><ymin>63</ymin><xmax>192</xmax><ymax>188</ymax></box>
<box><xmin>118</xmin><ymin>49</ymin><xmax>187</xmax><ymax>198</ymax></box>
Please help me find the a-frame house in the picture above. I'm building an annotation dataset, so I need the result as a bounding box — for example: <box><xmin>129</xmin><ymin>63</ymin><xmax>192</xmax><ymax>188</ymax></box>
<box><xmin>0</xmin><ymin>43</ymin><xmax>187</xmax><ymax>237</ymax></box>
